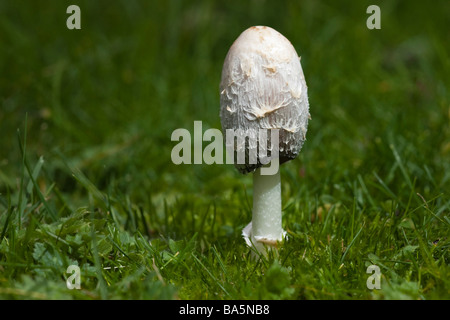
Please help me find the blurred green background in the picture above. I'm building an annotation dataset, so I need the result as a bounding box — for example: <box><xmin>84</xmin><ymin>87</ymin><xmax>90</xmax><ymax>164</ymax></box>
<box><xmin>1</xmin><ymin>0</ymin><xmax>449</xmax><ymax>197</ymax></box>
<box><xmin>0</xmin><ymin>0</ymin><xmax>449</xmax><ymax>299</ymax></box>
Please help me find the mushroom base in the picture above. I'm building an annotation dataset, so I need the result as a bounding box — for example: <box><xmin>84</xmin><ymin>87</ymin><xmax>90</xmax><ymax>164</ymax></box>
<box><xmin>242</xmin><ymin>222</ymin><xmax>286</xmax><ymax>255</ymax></box>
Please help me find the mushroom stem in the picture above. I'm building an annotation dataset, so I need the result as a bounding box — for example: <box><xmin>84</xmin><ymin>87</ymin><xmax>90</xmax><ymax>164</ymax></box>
<box><xmin>243</xmin><ymin>164</ymin><xmax>285</xmax><ymax>253</ymax></box>
<box><xmin>252</xmin><ymin>167</ymin><xmax>282</xmax><ymax>240</ymax></box>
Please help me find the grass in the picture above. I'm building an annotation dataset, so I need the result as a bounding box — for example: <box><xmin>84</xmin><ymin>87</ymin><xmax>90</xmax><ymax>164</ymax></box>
<box><xmin>0</xmin><ymin>0</ymin><xmax>449</xmax><ymax>300</ymax></box>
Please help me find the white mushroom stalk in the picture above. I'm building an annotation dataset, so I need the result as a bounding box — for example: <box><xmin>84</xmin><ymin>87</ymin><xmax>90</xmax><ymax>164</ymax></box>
<box><xmin>220</xmin><ymin>26</ymin><xmax>310</xmax><ymax>254</ymax></box>
<box><xmin>242</xmin><ymin>163</ymin><xmax>285</xmax><ymax>253</ymax></box>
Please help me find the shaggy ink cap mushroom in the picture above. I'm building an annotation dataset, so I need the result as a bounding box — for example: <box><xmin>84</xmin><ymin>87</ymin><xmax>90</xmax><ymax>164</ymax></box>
<box><xmin>219</xmin><ymin>26</ymin><xmax>310</xmax><ymax>254</ymax></box>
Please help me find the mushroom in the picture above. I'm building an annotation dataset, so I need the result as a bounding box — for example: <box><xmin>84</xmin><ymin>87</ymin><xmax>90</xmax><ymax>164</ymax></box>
<box><xmin>219</xmin><ymin>26</ymin><xmax>310</xmax><ymax>254</ymax></box>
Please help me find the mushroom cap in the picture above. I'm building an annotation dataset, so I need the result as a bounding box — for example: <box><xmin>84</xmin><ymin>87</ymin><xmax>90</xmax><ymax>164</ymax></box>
<box><xmin>220</xmin><ymin>26</ymin><xmax>310</xmax><ymax>174</ymax></box>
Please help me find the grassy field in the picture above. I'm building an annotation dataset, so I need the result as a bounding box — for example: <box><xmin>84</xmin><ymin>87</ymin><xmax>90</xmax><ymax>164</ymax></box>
<box><xmin>0</xmin><ymin>0</ymin><xmax>449</xmax><ymax>300</ymax></box>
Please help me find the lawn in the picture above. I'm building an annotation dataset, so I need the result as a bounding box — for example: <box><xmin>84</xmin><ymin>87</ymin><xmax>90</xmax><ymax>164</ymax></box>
<box><xmin>0</xmin><ymin>0</ymin><xmax>449</xmax><ymax>300</ymax></box>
